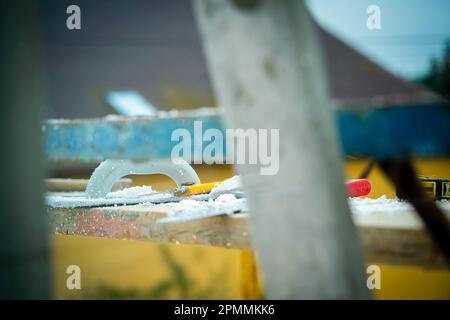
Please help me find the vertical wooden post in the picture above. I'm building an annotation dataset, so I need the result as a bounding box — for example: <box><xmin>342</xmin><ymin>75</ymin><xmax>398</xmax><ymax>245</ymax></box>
<box><xmin>0</xmin><ymin>1</ymin><xmax>50</xmax><ymax>298</ymax></box>
<box><xmin>193</xmin><ymin>0</ymin><xmax>369</xmax><ymax>298</ymax></box>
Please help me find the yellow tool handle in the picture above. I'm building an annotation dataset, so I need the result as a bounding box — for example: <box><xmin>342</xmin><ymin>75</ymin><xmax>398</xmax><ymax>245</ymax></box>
<box><xmin>177</xmin><ymin>181</ymin><xmax>220</xmax><ymax>197</ymax></box>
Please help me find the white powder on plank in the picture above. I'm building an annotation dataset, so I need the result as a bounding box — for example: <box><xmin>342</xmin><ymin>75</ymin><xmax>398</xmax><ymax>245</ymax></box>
<box><xmin>214</xmin><ymin>193</ymin><xmax>237</xmax><ymax>203</ymax></box>
<box><xmin>177</xmin><ymin>199</ymin><xmax>209</xmax><ymax>210</ymax></box>
<box><xmin>106</xmin><ymin>185</ymin><xmax>155</xmax><ymax>198</ymax></box>
<box><xmin>349</xmin><ymin>195</ymin><xmax>450</xmax><ymax>215</ymax></box>
<box><xmin>157</xmin><ymin>193</ymin><xmax>242</xmax><ymax>217</ymax></box>
<box><xmin>110</xmin><ymin>185</ymin><xmax>449</xmax><ymax>217</ymax></box>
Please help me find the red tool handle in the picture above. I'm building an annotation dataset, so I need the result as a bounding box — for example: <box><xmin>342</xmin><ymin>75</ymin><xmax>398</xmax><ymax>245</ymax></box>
<box><xmin>345</xmin><ymin>179</ymin><xmax>371</xmax><ymax>197</ymax></box>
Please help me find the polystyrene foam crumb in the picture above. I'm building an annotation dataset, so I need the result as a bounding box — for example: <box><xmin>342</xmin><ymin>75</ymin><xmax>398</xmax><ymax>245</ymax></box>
<box><xmin>177</xmin><ymin>199</ymin><xmax>209</xmax><ymax>211</ymax></box>
<box><xmin>349</xmin><ymin>195</ymin><xmax>450</xmax><ymax>215</ymax></box>
<box><xmin>106</xmin><ymin>186</ymin><xmax>155</xmax><ymax>198</ymax></box>
<box><xmin>161</xmin><ymin>193</ymin><xmax>244</xmax><ymax>216</ymax></box>
<box><xmin>214</xmin><ymin>193</ymin><xmax>237</xmax><ymax>203</ymax></box>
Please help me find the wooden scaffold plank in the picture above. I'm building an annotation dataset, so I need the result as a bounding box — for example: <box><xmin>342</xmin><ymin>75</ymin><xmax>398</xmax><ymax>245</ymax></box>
<box><xmin>48</xmin><ymin>204</ymin><xmax>450</xmax><ymax>269</ymax></box>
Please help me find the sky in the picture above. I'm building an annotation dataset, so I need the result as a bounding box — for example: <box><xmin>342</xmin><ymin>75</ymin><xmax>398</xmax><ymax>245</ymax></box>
<box><xmin>306</xmin><ymin>0</ymin><xmax>450</xmax><ymax>79</ymax></box>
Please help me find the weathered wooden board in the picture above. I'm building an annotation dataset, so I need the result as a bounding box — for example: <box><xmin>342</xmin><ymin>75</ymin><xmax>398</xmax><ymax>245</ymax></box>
<box><xmin>43</xmin><ymin>105</ymin><xmax>450</xmax><ymax>162</ymax></box>
<box><xmin>48</xmin><ymin>205</ymin><xmax>449</xmax><ymax>269</ymax></box>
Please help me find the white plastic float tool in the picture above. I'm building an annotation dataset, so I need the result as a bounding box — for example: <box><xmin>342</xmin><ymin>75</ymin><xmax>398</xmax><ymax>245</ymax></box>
<box><xmin>86</xmin><ymin>158</ymin><xmax>200</xmax><ymax>198</ymax></box>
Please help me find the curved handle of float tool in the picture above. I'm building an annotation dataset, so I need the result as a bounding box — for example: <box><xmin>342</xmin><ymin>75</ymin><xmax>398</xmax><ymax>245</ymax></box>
<box><xmin>86</xmin><ymin>158</ymin><xmax>200</xmax><ymax>198</ymax></box>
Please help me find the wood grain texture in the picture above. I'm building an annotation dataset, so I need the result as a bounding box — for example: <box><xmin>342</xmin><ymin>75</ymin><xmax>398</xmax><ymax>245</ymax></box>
<box><xmin>47</xmin><ymin>205</ymin><xmax>450</xmax><ymax>269</ymax></box>
<box><xmin>49</xmin><ymin>205</ymin><xmax>250</xmax><ymax>248</ymax></box>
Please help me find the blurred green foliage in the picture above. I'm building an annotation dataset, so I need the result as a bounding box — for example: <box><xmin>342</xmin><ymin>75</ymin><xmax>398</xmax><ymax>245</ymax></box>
<box><xmin>81</xmin><ymin>245</ymin><xmax>230</xmax><ymax>300</ymax></box>
<box><xmin>417</xmin><ymin>40</ymin><xmax>450</xmax><ymax>100</ymax></box>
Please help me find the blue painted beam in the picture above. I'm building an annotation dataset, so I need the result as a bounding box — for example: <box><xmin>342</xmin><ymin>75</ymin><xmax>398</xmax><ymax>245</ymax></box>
<box><xmin>44</xmin><ymin>115</ymin><xmax>224</xmax><ymax>162</ymax></box>
<box><xmin>337</xmin><ymin>104</ymin><xmax>449</xmax><ymax>158</ymax></box>
<box><xmin>43</xmin><ymin>104</ymin><xmax>449</xmax><ymax>161</ymax></box>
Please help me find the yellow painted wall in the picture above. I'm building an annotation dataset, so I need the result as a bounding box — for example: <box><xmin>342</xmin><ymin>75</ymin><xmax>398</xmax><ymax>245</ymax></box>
<box><xmin>345</xmin><ymin>158</ymin><xmax>450</xmax><ymax>299</ymax></box>
<box><xmin>52</xmin><ymin>236</ymin><xmax>247</xmax><ymax>299</ymax></box>
<box><xmin>51</xmin><ymin>160</ymin><xmax>450</xmax><ymax>299</ymax></box>
<box><xmin>344</xmin><ymin>158</ymin><xmax>450</xmax><ymax>199</ymax></box>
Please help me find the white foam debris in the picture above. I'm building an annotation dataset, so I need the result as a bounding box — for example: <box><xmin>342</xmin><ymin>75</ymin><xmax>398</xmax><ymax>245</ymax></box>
<box><xmin>214</xmin><ymin>193</ymin><xmax>237</xmax><ymax>203</ymax></box>
<box><xmin>106</xmin><ymin>186</ymin><xmax>155</xmax><ymax>198</ymax></box>
<box><xmin>176</xmin><ymin>199</ymin><xmax>209</xmax><ymax>211</ymax></box>
<box><xmin>349</xmin><ymin>195</ymin><xmax>450</xmax><ymax>215</ymax></box>
<box><xmin>46</xmin><ymin>189</ymin><xmax>176</xmax><ymax>208</ymax></box>
<box><xmin>152</xmin><ymin>192</ymin><xmax>247</xmax><ymax>223</ymax></box>
<box><xmin>210</xmin><ymin>175</ymin><xmax>242</xmax><ymax>196</ymax></box>
<box><xmin>161</xmin><ymin>193</ymin><xmax>243</xmax><ymax>216</ymax></box>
